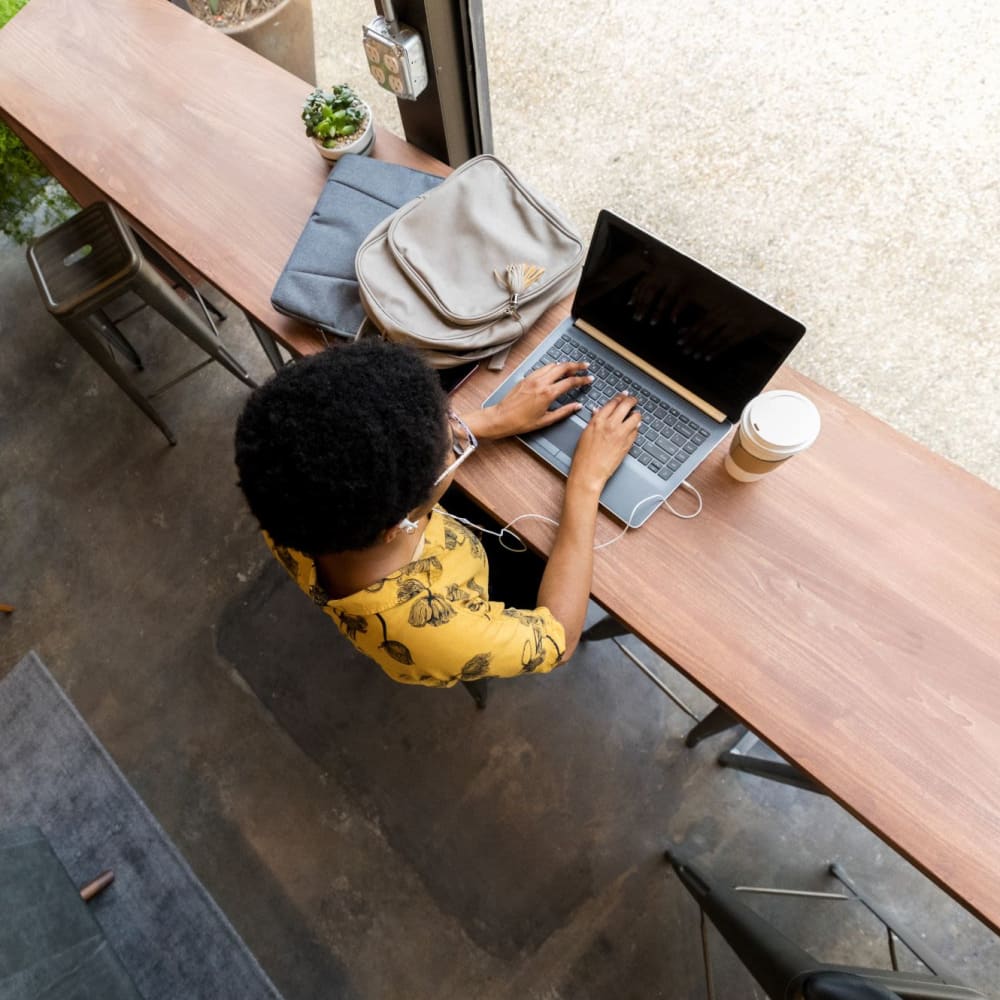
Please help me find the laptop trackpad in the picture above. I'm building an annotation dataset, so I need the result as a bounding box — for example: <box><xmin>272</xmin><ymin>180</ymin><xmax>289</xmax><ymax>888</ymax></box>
<box><xmin>524</xmin><ymin>414</ymin><xmax>586</xmax><ymax>462</ymax></box>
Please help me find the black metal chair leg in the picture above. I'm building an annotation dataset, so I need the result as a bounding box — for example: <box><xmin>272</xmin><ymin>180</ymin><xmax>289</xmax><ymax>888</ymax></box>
<box><xmin>581</xmin><ymin>614</ymin><xmax>631</xmax><ymax>642</ymax></box>
<box><xmin>461</xmin><ymin>678</ymin><xmax>489</xmax><ymax>710</ymax></box>
<box><xmin>718</xmin><ymin>740</ymin><xmax>823</xmax><ymax>793</ymax></box>
<box><xmin>64</xmin><ymin>316</ymin><xmax>176</xmax><ymax>445</ymax></box>
<box><xmin>684</xmin><ymin>704</ymin><xmax>742</xmax><ymax>748</ymax></box>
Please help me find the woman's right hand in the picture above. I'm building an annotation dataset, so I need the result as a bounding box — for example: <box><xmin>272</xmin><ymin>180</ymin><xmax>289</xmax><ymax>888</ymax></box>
<box><xmin>567</xmin><ymin>393</ymin><xmax>641</xmax><ymax>495</ymax></box>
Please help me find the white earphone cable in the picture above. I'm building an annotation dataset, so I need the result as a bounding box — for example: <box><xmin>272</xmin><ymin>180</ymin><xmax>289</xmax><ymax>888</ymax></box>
<box><xmin>440</xmin><ymin>480</ymin><xmax>702</xmax><ymax>553</ymax></box>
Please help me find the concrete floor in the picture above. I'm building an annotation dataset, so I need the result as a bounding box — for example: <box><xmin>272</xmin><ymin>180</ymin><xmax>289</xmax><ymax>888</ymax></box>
<box><xmin>3</xmin><ymin>1</ymin><xmax>1000</xmax><ymax>998</ymax></box>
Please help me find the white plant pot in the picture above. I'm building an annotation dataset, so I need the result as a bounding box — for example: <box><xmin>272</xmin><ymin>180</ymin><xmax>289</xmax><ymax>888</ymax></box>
<box><xmin>312</xmin><ymin>105</ymin><xmax>375</xmax><ymax>162</ymax></box>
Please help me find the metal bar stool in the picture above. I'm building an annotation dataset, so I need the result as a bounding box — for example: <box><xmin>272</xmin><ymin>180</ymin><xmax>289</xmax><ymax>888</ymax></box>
<box><xmin>26</xmin><ymin>201</ymin><xmax>257</xmax><ymax>445</ymax></box>
<box><xmin>665</xmin><ymin>847</ymin><xmax>987</xmax><ymax>1000</ymax></box>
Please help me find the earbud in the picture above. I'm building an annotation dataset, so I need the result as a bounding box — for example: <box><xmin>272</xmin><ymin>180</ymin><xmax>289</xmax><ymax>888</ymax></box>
<box><xmin>399</xmin><ymin>516</ymin><xmax>419</xmax><ymax>535</ymax></box>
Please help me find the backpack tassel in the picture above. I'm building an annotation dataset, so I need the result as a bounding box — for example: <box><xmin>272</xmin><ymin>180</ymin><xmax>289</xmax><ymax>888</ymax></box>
<box><xmin>494</xmin><ymin>262</ymin><xmax>545</xmax><ymax>315</ymax></box>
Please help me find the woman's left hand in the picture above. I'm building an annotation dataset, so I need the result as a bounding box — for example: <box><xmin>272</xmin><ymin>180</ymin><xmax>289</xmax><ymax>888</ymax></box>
<box><xmin>462</xmin><ymin>361</ymin><xmax>593</xmax><ymax>440</ymax></box>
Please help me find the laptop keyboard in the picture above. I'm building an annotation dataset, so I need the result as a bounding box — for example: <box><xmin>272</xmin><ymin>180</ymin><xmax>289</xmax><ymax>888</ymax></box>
<box><xmin>530</xmin><ymin>333</ymin><xmax>711</xmax><ymax>480</ymax></box>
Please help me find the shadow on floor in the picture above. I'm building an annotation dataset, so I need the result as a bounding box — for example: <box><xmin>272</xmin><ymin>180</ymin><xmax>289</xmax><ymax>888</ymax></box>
<box><xmin>216</xmin><ymin>561</ymin><xmax>699</xmax><ymax>961</ymax></box>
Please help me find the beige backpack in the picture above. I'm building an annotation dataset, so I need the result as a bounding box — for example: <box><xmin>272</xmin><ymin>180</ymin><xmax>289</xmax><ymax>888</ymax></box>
<box><xmin>355</xmin><ymin>155</ymin><xmax>584</xmax><ymax>368</ymax></box>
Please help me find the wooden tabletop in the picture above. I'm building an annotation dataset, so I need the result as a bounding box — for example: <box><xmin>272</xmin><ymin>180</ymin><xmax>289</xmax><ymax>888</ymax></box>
<box><xmin>3</xmin><ymin>0</ymin><xmax>1000</xmax><ymax>936</ymax></box>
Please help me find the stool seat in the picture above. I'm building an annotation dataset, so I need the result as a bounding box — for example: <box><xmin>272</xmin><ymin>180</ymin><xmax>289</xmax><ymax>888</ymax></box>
<box><xmin>27</xmin><ymin>202</ymin><xmax>143</xmax><ymax>317</ymax></box>
<box><xmin>26</xmin><ymin>201</ymin><xmax>257</xmax><ymax>446</ymax></box>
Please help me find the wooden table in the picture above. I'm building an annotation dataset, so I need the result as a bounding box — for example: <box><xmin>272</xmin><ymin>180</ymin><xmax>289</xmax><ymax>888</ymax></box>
<box><xmin>4</xmin><ymin>0</ymin><xmax>1000</xmax><ymax>939</ymax></box>
<box><xmin>0</xmin><ymin>0</ymin><xmax>446</xmax><ymax>361</ymax></box>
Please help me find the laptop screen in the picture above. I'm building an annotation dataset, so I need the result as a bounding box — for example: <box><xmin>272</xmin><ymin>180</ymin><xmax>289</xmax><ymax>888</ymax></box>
<box><xmin>573</xmin><ymin>211</ymin><xmax>806</xmax><ymax>423</ymax></box>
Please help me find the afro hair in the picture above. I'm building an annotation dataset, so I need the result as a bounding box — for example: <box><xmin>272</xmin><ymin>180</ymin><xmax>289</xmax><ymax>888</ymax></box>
<box><xmin>234</xmin><ymin>340</ymin><xmax>450</xmax><ymax>554</ymax></box>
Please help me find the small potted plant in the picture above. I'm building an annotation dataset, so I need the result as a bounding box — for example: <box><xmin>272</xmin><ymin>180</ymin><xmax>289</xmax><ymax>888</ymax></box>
<box><xmin>302</xmin><ymin>84</ymin><xmax>374</xmax><ymax>162</ymax></box>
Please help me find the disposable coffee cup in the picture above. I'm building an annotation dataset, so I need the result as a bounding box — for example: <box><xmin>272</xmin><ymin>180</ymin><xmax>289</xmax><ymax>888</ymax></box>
<box><xmin>724</xmin><ymin>390</ymin><xmax>821</xmax><ymax>482</ymax></box>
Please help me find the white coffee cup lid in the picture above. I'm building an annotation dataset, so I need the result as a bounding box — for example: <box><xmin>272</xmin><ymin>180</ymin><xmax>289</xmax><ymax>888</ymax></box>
<box><xmin>741</xmin><ymin>390</ymin><xmax>821</xmax><ymax>457</ymax></box>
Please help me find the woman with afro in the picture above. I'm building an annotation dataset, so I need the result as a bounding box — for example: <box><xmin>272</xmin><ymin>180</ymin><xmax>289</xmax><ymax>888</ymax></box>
<box><xmin>234</xmin><ymin>338</ymin><xmax>639</xmax><ymax>693</ymax></box>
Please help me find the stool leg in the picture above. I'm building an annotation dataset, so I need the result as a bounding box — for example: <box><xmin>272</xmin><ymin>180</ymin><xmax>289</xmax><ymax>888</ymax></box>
<box><xmin>828</xmin><ymin>863</ymin><xmax>958</xmax><ymax>979</ymax></box>
<box><xmin>131</xmin><ymin>231</ymin><xmax>227</xmax><ymax>326</ymax></box>
<box><xmin>199</xmin><ymin>291</ymin><xmax>227</xmax><ymax>325</ymax></box>
<box><xmin>97</xmin><ymin>308</ymin><xmax>143</xmax><ymax>369</ymax></box>
<box><xmin>246</xmin><ymin>313</ymin><xmax>287</xmax><ymax>372</ymax></box>
<box><xmin>64</xmin><ymin>315</ymin><xmax>177</xmax><ymax>445</ymax></box>
<box><xmin>132</xmin><ymin>259</ymin><xmax>257</xmax><ymax>388</ymax></box>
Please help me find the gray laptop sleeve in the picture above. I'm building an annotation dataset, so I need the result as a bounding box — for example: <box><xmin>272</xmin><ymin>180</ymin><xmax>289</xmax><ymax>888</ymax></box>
<box><xmin>270</xmin><ymin>153</ymin><xmax>443</xmax><ymax>338</ymax></box>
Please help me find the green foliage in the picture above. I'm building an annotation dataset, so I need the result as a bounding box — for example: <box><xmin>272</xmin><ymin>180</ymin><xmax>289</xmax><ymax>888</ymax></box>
<box><xmin>0</xmin><ymin>0</ymin><xmax>77</xmax><ymax>243</ymax></box>
<box><xmin>0</xmin><ymin>0</ymin><xmax>29</xmax><ymax>22</ymax></box>
<box><xmin>0</xmin><ymin>127</ymin><xmax>76</xmax><ymax>244</ymax></box>
<box><xmin>301</xmin><ymin>84</ymin><xmax>367</xmax><ymax>148</ymax></box>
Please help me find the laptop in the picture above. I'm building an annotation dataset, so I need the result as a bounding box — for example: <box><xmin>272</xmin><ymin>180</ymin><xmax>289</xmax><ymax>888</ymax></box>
<box><xmin>482</xmin><ymin>210</ymin><xmax>806</xmax><ymax>526</ymax></box>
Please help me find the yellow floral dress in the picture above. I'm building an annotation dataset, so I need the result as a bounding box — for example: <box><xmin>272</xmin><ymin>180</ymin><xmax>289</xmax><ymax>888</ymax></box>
<box><xmin>264</xmin><ymin>507</ymin><xmax>567</xmax><ymax>687</ymax></box>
